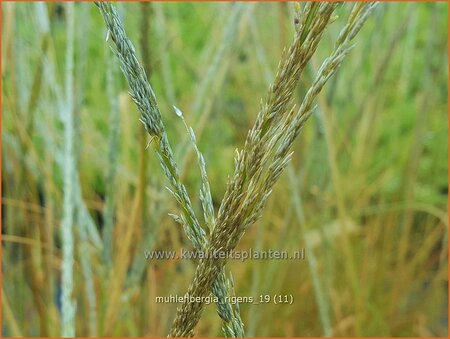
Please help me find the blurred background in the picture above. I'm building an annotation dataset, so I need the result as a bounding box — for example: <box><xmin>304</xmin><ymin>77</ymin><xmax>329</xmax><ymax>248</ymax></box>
<box><xmin>1</xmin><ymin>2</ymin><xmax>448</xmax><ymax>337</ymax></box>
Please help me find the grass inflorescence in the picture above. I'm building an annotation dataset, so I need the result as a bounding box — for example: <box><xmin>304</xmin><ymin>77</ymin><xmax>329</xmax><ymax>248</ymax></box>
<box><xmin>97</xmin><ymin>2</ymin><xmax>376</xmax><ymax>337</ymax></box>
<box><xmin>2</xmin><ymin>1</ymin><xmax>447</xmax><ymax>337</ymax></box>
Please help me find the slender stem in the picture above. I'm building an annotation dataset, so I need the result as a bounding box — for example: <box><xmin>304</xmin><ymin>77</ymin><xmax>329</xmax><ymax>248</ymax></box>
<box><xmin>60</xmin><ymin>2</ymin><xmax>76</xmax><ymax>336</ymax></box>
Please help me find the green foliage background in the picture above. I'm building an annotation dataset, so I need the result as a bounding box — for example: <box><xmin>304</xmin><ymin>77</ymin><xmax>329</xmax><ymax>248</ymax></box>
<box><xmin>2</xmin><ymin>2</ymin><xmax>448</xmax><ymax>337</ymax></box>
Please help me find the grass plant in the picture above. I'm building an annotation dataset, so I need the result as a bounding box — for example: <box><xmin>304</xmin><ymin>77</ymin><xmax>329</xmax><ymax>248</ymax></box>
<box><xmin>97</xmin><ymin>2</ymin><xmax>377</xmax><ymax>337</ymax></box>
<box><xmin>2</xmin><ymin>2</ymin><xmax>447</xmax><ymax>337</ymax></box>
